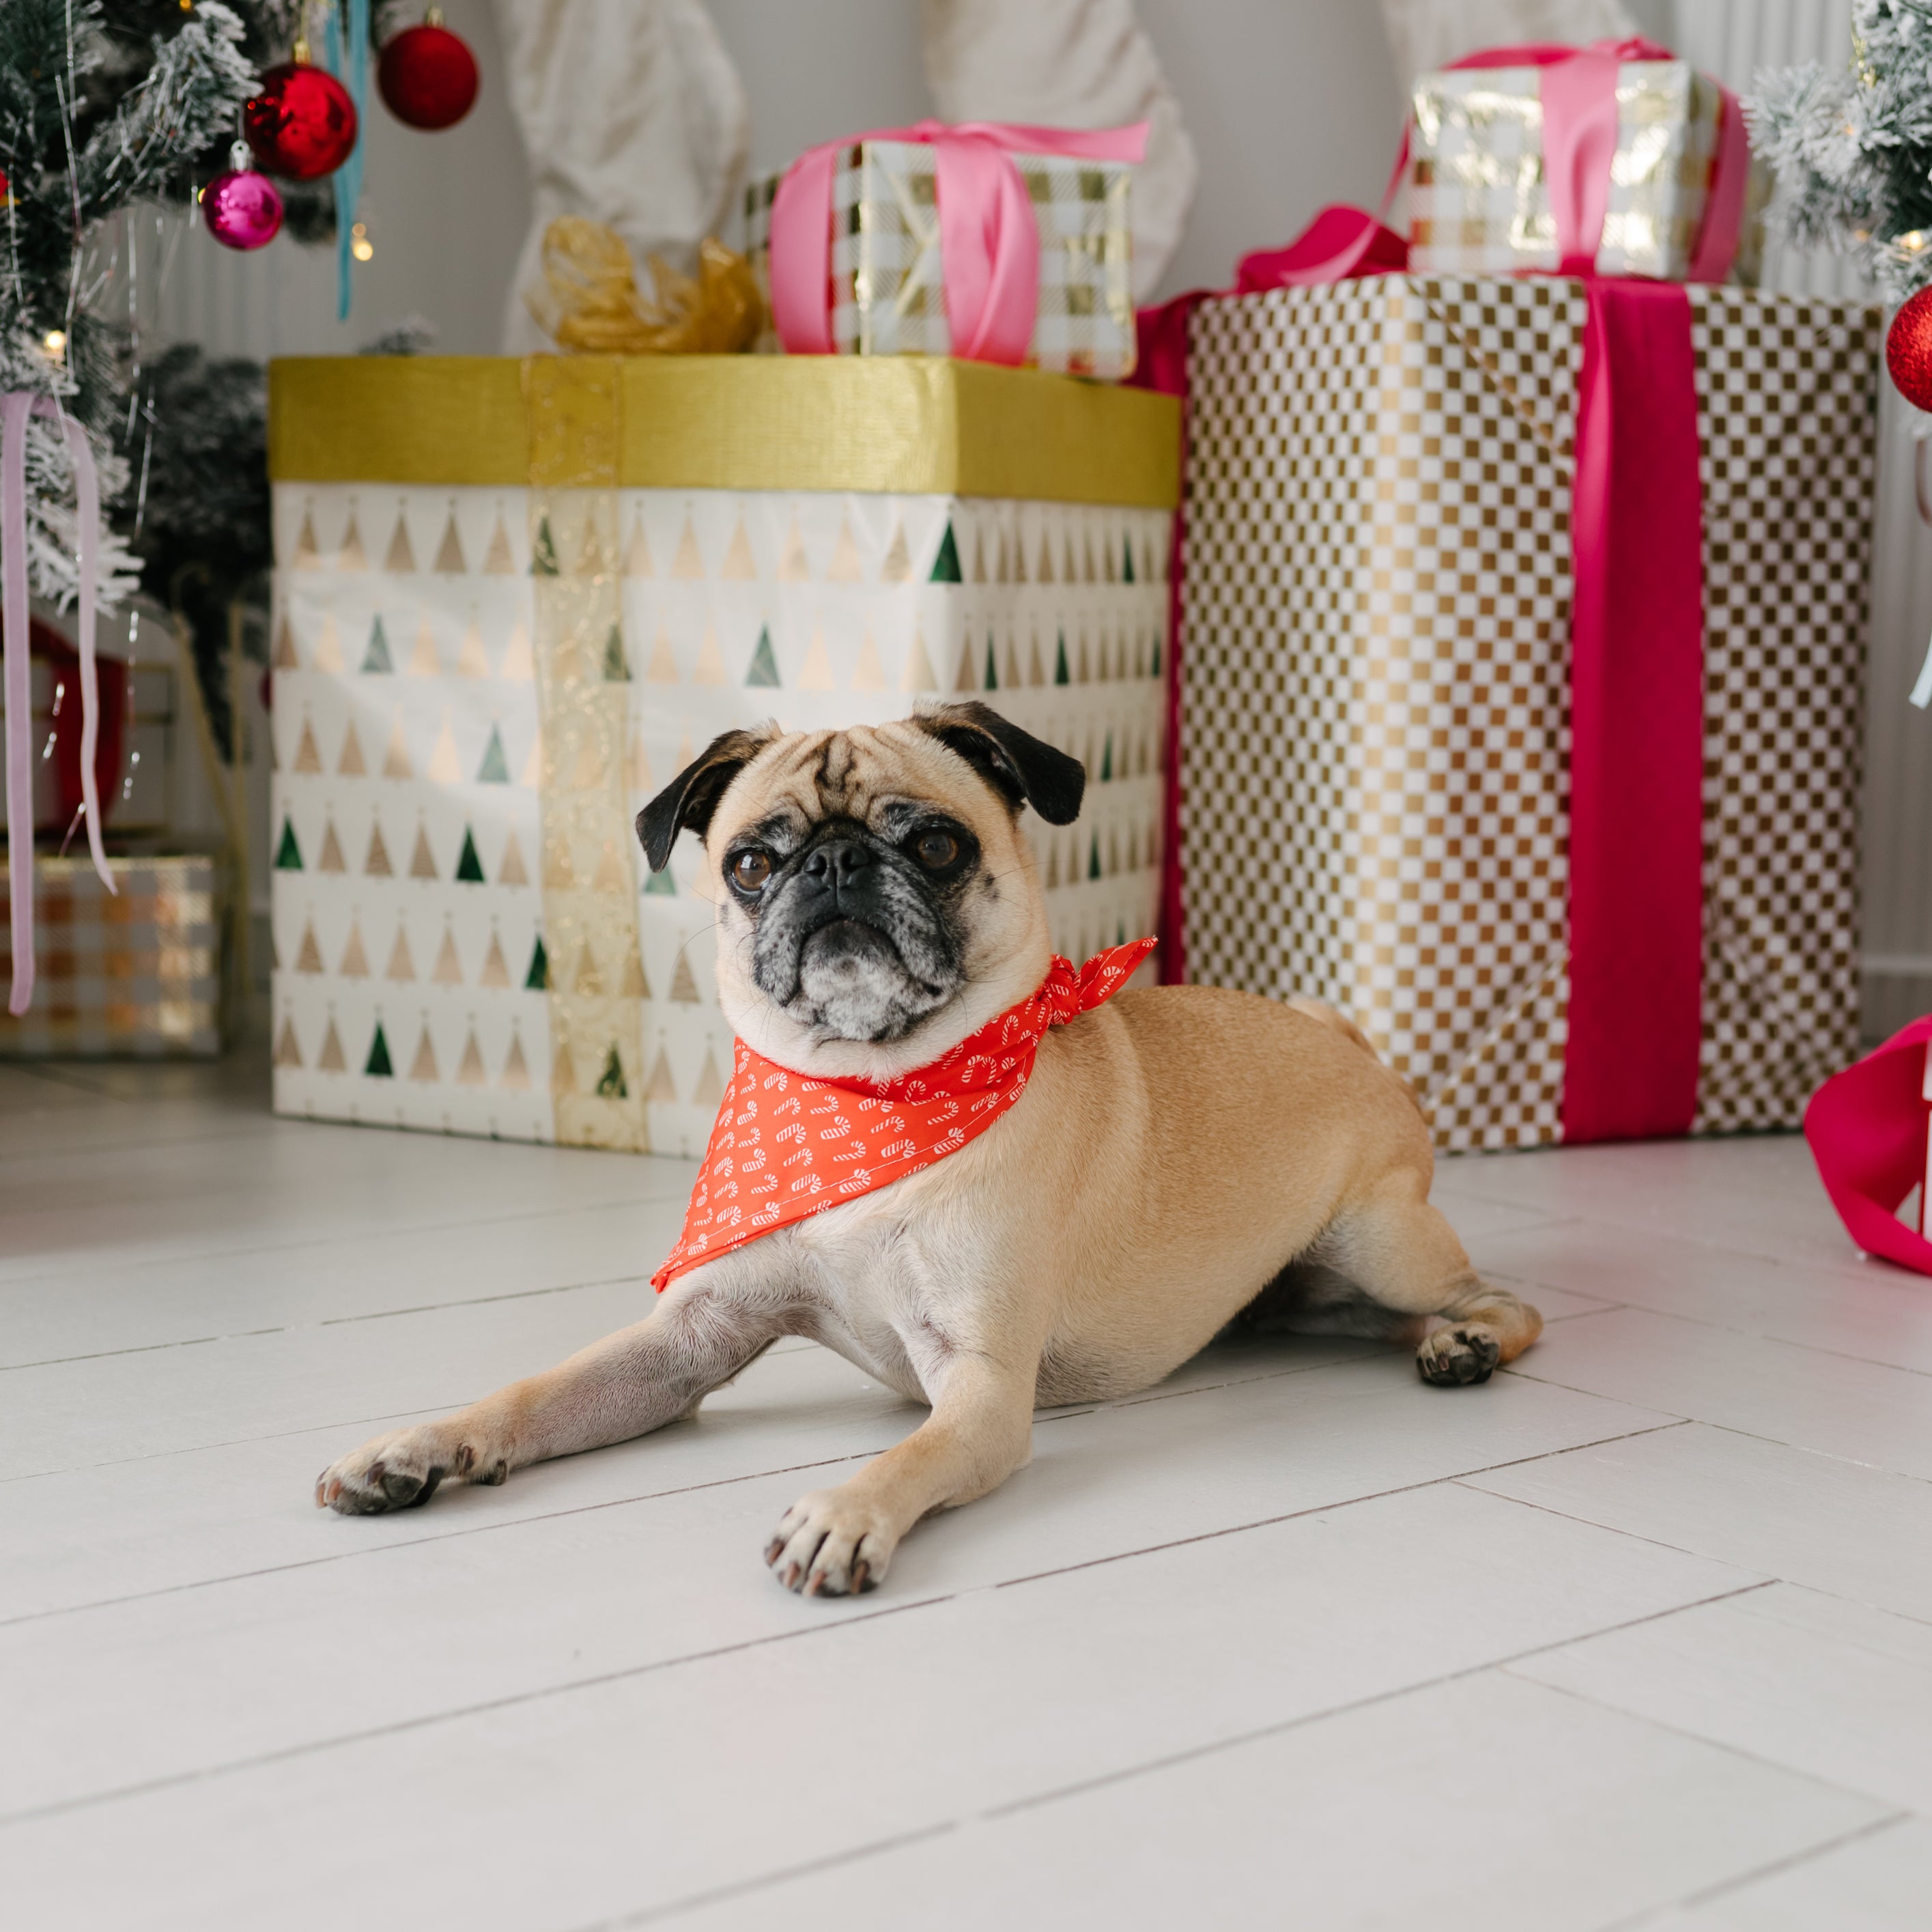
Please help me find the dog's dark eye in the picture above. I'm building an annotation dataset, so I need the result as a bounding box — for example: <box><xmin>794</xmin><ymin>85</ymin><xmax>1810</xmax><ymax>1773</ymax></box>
<box><xmin>913</xmin><ymin>829</ymin><xmax>959</xmax><ymax>870</ymax></box>
<box><xmin>730</xmin><ymin>849</ymin><xmax>773</xmax><ymax>894</ymax></box>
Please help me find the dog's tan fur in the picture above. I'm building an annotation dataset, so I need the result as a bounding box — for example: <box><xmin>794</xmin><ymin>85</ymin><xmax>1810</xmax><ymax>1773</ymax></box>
<box><xmin>317</xmin><ymin>713</ymin><xmax>1539</xmax><ymax>1592</ymax></box>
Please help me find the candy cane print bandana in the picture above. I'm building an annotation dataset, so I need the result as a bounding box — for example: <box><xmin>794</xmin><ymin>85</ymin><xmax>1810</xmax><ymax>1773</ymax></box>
<box><xmin>652</xmin><ymin>939</ymin><xmax>1156</xmax><ymax>1290</ymax></box>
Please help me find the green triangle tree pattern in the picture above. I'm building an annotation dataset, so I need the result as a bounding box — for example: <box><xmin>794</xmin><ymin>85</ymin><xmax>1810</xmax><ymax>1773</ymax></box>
<box><xmin>365</xmin><ymin>1023</ymin><xmax>393</xmax><ymax>1077</ymax></box>
<box><xmin>1089</xmin><ymin>834</ymin><xmax>1103</xmax><ymax>880</ymax></box>
<box><xmin>745</xmin><ymin>625</ymin><xmax>781</xmax><ymax>687</ymax></box>
<box><xmin>603</xmin><ymin>625</ymin><xmax>629</xmax><ymax>681</ymax></box>
<box><xmin>643</xmin><ymin>864</ymin><xmax>677</xmax><ymax>896</ymax></box>
<box><xmin>455</xmin><ymin>827</ymin><xmax>485</xmax><ymax>883</ymax></box>
<box><xmin>524</xmin><ymin>935</ymin><xmax>549</xmax><ymax>990</ymax></box>
<box><xmin>531</xmin><ymin>517</ymin><xmax>560</xmax><ymax>576</ymax></box>
<box><xmin>595</xmin><ymin>1046</ymin><xmax>628</xmax><ymax>1098</ymax></box>
<box><xmin>1100</xmin><ymin>733</ymin><xmax>1113</xmax><ymax>782</ymax></box>
<box><xmin>1151</xmin><ymin>632</ymin><xmax>1162</xmax><ymax>677</ymax></box>
<box><xmin>929</xmin><ymin>522</ymin><xmax>962</xmax><ymax>582</ymax></box>
<box><xmin>1122</xmin><ymin>539</ymin><xmax>1135</xmax><ymax>584</ymax></box>
<box><xmin>1054</xmin><ymin>632</ymin><xmax>1070</xmax><ymax>685</ymax></box>
<box><xmin>274</xmin><ymin>818</ymin><xmax>303</xmax><ymax>870</ymax></box>
<box><xmin>361</xmin><ymin>616</ymin><xmax>393</xmax><ymax>673</ymax></box>
<box><xmin>477</xmin><ymin>724</ymin><xmax>510</xmax><ymax>784</ymax></box>
<box><xmin>984</xmin><ymin>636</ymin><xmax>997</xmax><ymax>691</ymax></box>
<box><xmin>1118</xmin><ymin>918</ymin><xmax>1128</xmax><ymax>946</ymax></box>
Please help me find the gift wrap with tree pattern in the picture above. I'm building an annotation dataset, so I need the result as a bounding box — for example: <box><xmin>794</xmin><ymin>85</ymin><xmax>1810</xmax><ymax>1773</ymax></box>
<box><xmin>270</xmin><ymin>486</ymin><xmax>1170</xmax><ymax>1154</ymax></box>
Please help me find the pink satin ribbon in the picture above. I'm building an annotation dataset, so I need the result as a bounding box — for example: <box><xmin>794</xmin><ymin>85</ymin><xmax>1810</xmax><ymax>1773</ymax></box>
<box><xmin>1805</xmin><ymin>1016</ymin><xmax>1932</xmax><ymax>1276</ymax></box>
<box><xmin>3</xmin><ymin>391</ymin><xmax>114</xmax><ymax>1017</ymax></box>
<box><xmin>768</xmin><ymin>119</ymin><xmax>1149</xmax><ymax>365</ymax></box>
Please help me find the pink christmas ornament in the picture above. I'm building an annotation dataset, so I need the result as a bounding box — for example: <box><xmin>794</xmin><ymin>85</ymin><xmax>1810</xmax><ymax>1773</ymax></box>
<box><xmin>203</xmin><ymin>142</ymin><xmax>284</xmax><ymax>251</ymax></box>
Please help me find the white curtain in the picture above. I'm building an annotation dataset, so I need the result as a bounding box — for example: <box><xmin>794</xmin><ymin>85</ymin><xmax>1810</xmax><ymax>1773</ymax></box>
<box><xmin>1378</xmin><ymin>0</ymin><xmax>1638</xmax><ymax>93</ymax></box>
<box><xmin>492</xmin><ymin>0</ymin><xmax>751</xmax><ymax>353</ymax></box>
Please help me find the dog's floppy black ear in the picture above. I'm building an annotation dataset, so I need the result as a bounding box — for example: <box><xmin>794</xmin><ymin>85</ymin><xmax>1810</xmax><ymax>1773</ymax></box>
<box><xmin>915</xmin><ymin>701</ymin><xmax>1085</xmax><ymax>826</ymax></box>
<box><xmin>635</xmin><ymin>726</ymin><xmax>776</xmax><ymax>873</ymax></box>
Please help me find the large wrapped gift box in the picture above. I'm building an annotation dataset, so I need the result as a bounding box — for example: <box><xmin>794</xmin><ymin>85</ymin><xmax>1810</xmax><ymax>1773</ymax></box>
<box><xmin>0</xmin><ymin>855</ymin><xmax>222</xmax><ymax>1057</ymax></box>
<box><xmin>268</xmin><ymin>356</ymin><xmax>1178</xmax><ymax>1154</ymax></box>
<box><xmin>1179</xmin><ymin>275</ymin><xmax>1879</xmax><ymax>1151</ymax></box>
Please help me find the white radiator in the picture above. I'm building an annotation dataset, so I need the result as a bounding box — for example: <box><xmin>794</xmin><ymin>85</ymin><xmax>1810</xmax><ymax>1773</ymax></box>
<box><xmin>1666</xmin><ymin>0</ymin><xmax>1932</xmax><ymax>1038</ymax></box>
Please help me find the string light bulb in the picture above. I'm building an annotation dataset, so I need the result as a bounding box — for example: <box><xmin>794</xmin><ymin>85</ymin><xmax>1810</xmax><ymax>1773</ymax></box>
<box><xmin>350</xmin><ymin>221</ymin><xmax>373</xmax><ymax>262</ymax></box>
<box><xmin>42</xmin><ymin>328</ymin><xmax>66</xmax><ymax>360</ymax></box>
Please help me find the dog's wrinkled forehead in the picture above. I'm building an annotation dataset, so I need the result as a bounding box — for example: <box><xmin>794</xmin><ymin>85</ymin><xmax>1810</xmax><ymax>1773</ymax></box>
<box><xmin>716</xmin><ymin>725</ymin><xmax>997</xmax><ymax>845</ymax></box>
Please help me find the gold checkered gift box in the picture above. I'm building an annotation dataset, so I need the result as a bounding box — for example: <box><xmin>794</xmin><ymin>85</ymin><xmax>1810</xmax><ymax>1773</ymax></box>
<box><xmin>0</xmin><ymin>855</ymin><xmax>222</xmax><ymax>1057</ymax></box>
<box><xmin>1409</xmin><ymin>60</ymin><xmax>1724</xmax><ymax>281</ymax></box>
<box><xmin>1178</xmin><ymin>275</ymin><xmax>1879</xmax><ymax>1151</ymax></box>
<box><xmin>745</xmin><ymin>143</ymin><xmax>1135</xmax><ymax>378</ymax></box>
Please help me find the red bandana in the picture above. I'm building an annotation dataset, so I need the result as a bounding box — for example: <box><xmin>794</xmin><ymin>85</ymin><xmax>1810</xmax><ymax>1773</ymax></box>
<box><xmin>653</xmin><ymin>939</ymin><xmax>1156</xmax><ymax>1290</ymax></box>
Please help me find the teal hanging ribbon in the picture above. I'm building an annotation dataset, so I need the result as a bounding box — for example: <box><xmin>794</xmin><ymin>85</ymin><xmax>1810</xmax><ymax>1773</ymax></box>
<box><xmin>322</xmin><ymin>0</ymin><xmax>371</xmax><ymax>321</ymax></box>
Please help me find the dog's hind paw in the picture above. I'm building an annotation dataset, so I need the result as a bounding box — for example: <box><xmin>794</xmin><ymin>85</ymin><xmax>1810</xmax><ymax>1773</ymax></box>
<box><xmin>1417</xmin><ymin>1323</ymin><xmax>1503</xmax><ymax>1387</ymax></box>
<box><xmin>765</xmin><ymin>1488</ymin><xmax>894</xmax><ymax>1597</ymax></box>
<box><xmin>315</xmin><ymin>1427</ymin><xmax>501</xmax><ymax>1515</ymax></box>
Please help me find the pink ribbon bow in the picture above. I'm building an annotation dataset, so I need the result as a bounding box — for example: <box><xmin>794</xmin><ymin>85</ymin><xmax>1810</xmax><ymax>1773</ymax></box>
<box><xmin>3</xmin><ymin>390</ymin><xmax>115</xmax><ymax>1017</ymax></box>
<box><xmin>768</xmin><ymin>118</ymin><xmax>1150</xmax><ymax>367</ymax></box>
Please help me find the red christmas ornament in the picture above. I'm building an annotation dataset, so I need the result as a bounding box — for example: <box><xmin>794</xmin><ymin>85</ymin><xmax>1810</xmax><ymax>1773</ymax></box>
<box><xmin>1887</xmin><ymin>285</ymin><xmax>1932</xmax><ymax>412</ymax></box>
<box><xmin>378</xmin><ymin>10</ymin><xmax>479</xmax><ymax>131</ymax></box>
<box><xmin>244</xmin><ymin>57</ymin><xmax>359</xmax><ymax>180</ymax></box>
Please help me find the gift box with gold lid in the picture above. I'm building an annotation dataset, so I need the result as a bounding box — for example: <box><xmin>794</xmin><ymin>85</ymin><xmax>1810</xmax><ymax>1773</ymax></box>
<box><xmin>266</xmin><ymin>354</ymin><xmax>1179</xmax><ymax>1153</ymax></box>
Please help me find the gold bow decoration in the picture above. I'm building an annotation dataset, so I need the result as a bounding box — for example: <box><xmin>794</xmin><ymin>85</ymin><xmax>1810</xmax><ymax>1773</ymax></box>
<box><xmin>524</xmin><ymin>220</ymin><xmax>766</xmax><ymax>356</ymax></box>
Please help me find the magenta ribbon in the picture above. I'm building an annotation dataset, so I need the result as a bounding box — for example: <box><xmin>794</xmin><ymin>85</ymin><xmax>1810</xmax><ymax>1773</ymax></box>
<box><xmin>1804</xmin><ymin>1016</ymin><xmax>1932</xmax><ymax>1275</ymax></box>
<box><xmin>3</xmin><ymin>390</ymin><xmax>115</xmax><ymax>1017</ymax></box>
<box><xmin>768</xmin><ymin>119</ymin><xmax>1149</xmax><ymax>365</ymax></box>
<box><xmin>1140</xmin><ymin>38</ymin><xmax>1747</xmax><ymax>1136</ymax></box>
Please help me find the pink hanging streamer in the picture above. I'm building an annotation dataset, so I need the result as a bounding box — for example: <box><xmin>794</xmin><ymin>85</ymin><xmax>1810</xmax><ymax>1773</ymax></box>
<box><xmin>3</xmin><ymin>390</ymin><xmax>115</xmax><ymax>1018</ymax></box>
<box><xmin>768</xmin><ymin>119</ymin><xmax>1149</xmax><ymax>365</ymax></box>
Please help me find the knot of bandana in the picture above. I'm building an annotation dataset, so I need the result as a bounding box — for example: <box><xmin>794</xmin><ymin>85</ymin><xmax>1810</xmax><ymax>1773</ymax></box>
<box><xmin>652</xmin><ymin>937</ymin><xmax>1156</xmax><ymax>1290</ymax></box>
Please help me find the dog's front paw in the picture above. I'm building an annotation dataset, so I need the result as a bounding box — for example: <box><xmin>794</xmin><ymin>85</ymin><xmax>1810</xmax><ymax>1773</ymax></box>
<box><xmin>315</xmin><ymin>1426</ymin><xmax>502</xmax><ymax>1516</ymax></box>
<box><xmin>765</xmin><ymin>1488</ymin><xmax>896</xmax><ymax>1597</ymax></box>
<box><xmin>1417</xmin><ymin>1323</ymin><xmax>1503</xmax><ymax>1387</ymax></box>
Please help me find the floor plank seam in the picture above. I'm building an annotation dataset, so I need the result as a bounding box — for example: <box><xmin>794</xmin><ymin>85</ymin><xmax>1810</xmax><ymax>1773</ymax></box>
<box><xmin>0</xmin><ymin>1190</ymin><xmax>699</xmax><ymax>1292</ymax></box>
<box><xmin>0</xmin><ymin>1587</ymin><xmax>959</xmax><ymax>1830</ymax></box>
<box><xmin>1499</xmin><ymin>1664</ymin><xmax>1907</xmax><ymax>1810</ymax></box>
<box><xmin>0</xmin><ymin>1354</ymin><xmax>1396</xmax><ymax>1617</ymax></box>
<box><xmin>568</xmin><ymin>1821</ymin><xmax>963</xmax><ymax>1931</ymax></box>
<box><xmin>576</xmin><ymin>1578</ymin><xmax>1785</xmax><ymax>1931</ymax></box>
<box><xmin>984</xmin><ymin>1420</ymin><xmax>1694</xmax><ymax>1594</ymax></box>
<box><xmin>0</xmin><ymin>1425</ymin><xmax>1702</xmax><ymax>1823</ymax></box>
<box><xmin>1500</xmin><ymin>1292</ymin><xmax>1932</xmax><ymax>1381</ymax></box>
<box><xmin>0</xmin><ymin>1447</ymin><xmax>896</xmax><ymax>1628</ymax></box>
<box><xmin>1593</xmin><ymin>1812</ymin><xmax>1916</xmax><ymax>1931</ymax></box>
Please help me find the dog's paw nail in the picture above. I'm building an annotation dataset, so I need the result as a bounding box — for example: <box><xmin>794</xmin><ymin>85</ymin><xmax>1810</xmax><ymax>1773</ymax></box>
<box><xmin>804</xmin><ymin>1572</ymin><xmax>824</xmax><ymax>1597</ymax></box>
<box><xmin>783</xmin><ymin>1562</ymin><xmax>801</xmax><ymax>1590</ymax></box>
<box><xmin>851</xmin><ymin>1560</ymin><xmax>871</xmax><ymax>1593</ymax></box>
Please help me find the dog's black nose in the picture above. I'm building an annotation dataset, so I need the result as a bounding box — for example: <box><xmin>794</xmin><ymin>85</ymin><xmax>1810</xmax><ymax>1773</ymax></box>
<box><xmin>802</xmin><ymin>840</ymin><xmax>873</xmax><ymax>891</ymax></box>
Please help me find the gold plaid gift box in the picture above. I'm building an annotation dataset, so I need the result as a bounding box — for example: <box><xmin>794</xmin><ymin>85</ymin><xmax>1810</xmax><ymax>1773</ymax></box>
<box><xmin>0</xmin><ymin>854</ymin><xmax>222</xmax><ymax>1057</ymax></box>
<box><xmin>1178</xmin><ymin>274</ymin><xmax>1879</xmax><ymax>1151</ymax></box>
<box><xmin>1409</xmin><ymin>59</ymin><xmax>1724</xmax><ymax>280</ymax></box>
<box><xmin>745</xmin><ymin>143</ymin><xmax>1135</xmax><ymax>378</ymax></box>
<box><xmin>267</xmin><ymin>355</ymin><xmax>1178</xmax><ymax>1153</ymax></box>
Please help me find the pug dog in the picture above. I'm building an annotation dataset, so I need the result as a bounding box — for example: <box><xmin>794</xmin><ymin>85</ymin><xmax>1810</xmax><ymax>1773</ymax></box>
<box><xmin>316</xmin><ymin>704</ymin><xmax>1541</xmax><ymax>1593</ymax></box>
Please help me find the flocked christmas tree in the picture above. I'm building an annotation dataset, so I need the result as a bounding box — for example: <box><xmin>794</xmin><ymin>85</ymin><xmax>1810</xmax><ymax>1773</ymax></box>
<box><xmin>1749</xmin><ymin>1</ymin><xmax>1932</xmax><ymax>302</ymax></box>
<box><xmin>0</xmin><ymin>3</ymin><xmax>299</xmax><ymax>616</ymax></box>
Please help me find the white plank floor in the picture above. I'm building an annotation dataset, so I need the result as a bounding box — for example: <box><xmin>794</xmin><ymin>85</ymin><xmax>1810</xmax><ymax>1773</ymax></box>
<box><xmin>7</xmin><ymin>1055</ymin><xmax>1932</xmax><ymax>1930</ymax></box>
